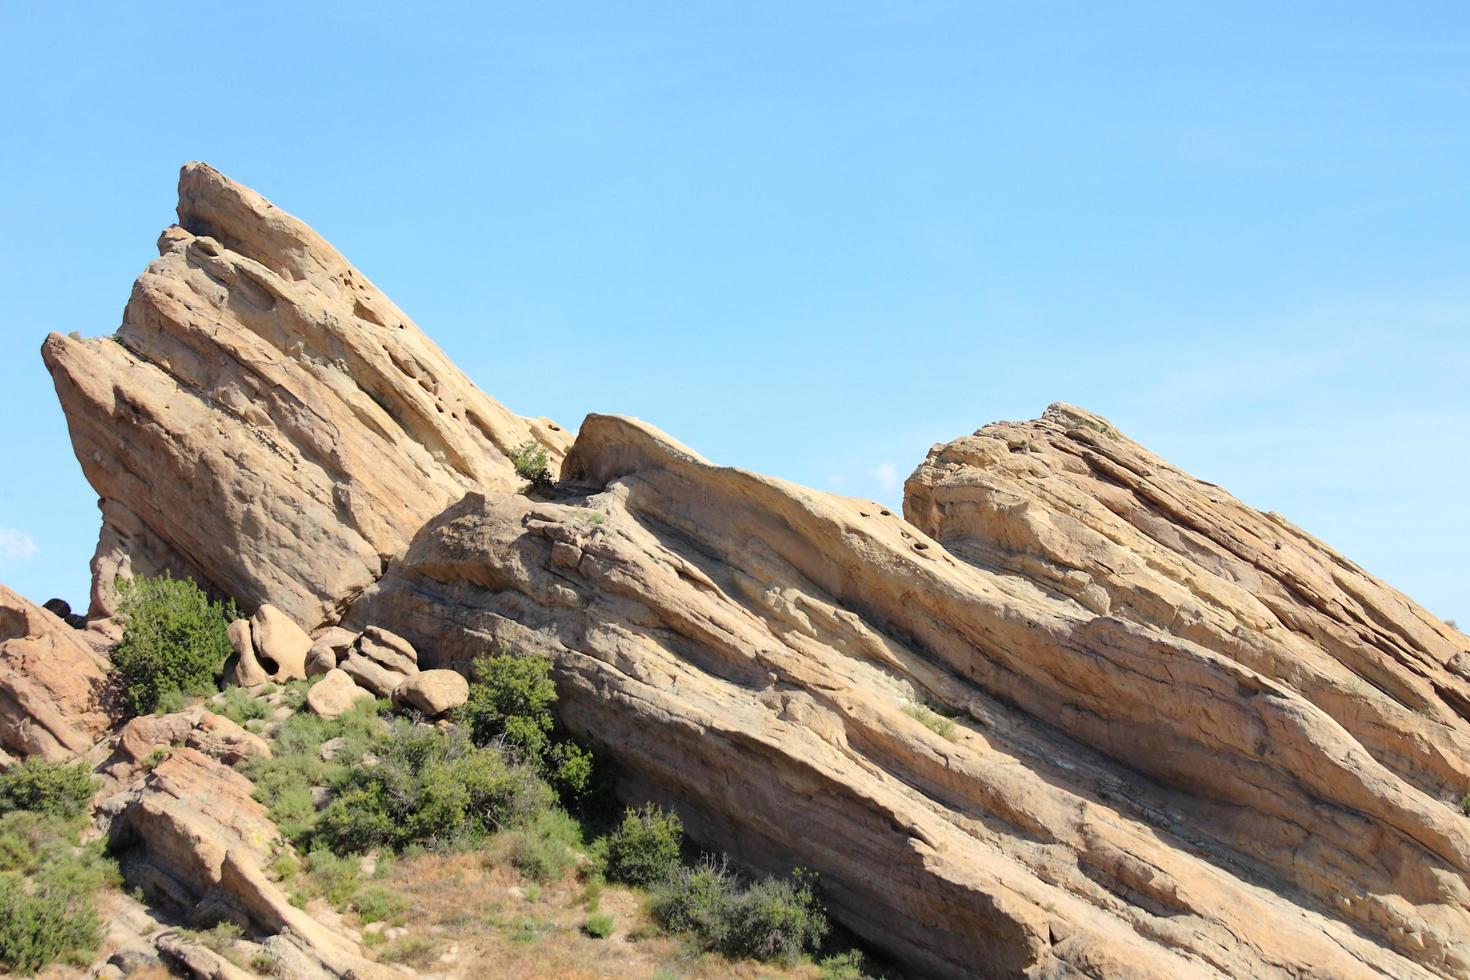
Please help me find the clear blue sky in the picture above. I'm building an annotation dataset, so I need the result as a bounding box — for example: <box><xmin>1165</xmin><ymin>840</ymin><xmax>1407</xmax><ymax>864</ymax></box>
<box><xmin>1</xmin><ymin>2</ymin><xmax>1467</xmax><ymax>623</ymax></box>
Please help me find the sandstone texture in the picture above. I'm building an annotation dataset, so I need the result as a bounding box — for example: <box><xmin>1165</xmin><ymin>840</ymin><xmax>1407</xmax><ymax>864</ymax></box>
<box><xmin>392</xmin><ymin>668</ymin><xmax>469</xmax><ymax>717</ymax></box>
<box><xmin>44</xmin><ymin>162</ymin><xmax>571</xmax><ymax>630</ymax></box>
<box><xmin>0</xmin><ymin>583</ymin><xmax>114</xmax><ymax>759</ymax></box>
<box><xmin>35</xmin><ymin>164</ymin><xmax>1470</xmax><ymax>978</ymax></box>
<box><xmin>305</xmin><ymin>667</ymin><xmax>376</xmax><ymax>719</ymax></box>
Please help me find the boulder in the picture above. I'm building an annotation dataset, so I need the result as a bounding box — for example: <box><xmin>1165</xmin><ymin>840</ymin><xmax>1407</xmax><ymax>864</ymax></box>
<box><xmin>0</xmin><ymin>583</ymin><xmax>114</xmax><ymax>759</ymax></box>
<box><xmin>108</xmin><ymin>747</ymin><xmax>392</xmax><ymax>978</ymax></box>
<box><xmin>111</xmin><ymin>707</ymin><xmax>270</xmax><ymax>775</ymax></box>
<box><xmin>42</xmin><ymin>162</ymin><xmax>572</xmax><ymax>630</ymax></box>
<box><xmin>304</xmin><ymin>668</ymin><xmax>375</xmax><ymax>719</ymax></box>
<box><xmin>338</xmin><ymin>653</ymin><xmax>404</xmax><ymax>699</ymax></box>
<box><xmin>305</xmin><ymin>626</ymin><xmax>356</xmax><ymax>677</ymax></box>
<box><xmin>354</xmin><ymin>625</ymin><xmax>418</xmax><ymax>675</ymax></box>
<box><xmin>223</xmin><ymin>618</ymin><xmax>270</xmax><ymax>687</ymax></box>
<box><xmin>249</xmin><ymin>604</ymin><xmax>310</xmax><ymax>680</ymax></box>
<box><xmin>392</xmin><ymin>669</ymin><xmax>468</xmax><ymax>717</ymax></box>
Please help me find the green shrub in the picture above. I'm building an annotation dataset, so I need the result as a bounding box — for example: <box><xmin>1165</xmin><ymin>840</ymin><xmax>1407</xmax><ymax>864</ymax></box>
<box><xmin>112</xmin><ymin>574</ymin><xmax>238</xmax><ymax>715</ymax></box>
<box><xmin>0</xmin><ymin>873</ymin><xmax>102</xmax><ymax>973</ymax></box>
<box><xmin>463</xmin><ymin>651</ymin><xmax>557</xmax><ymax>760</ymax></box>
<box><xmin>819</xmin><ymin>949</ymin><xmax>875</xmax><ymax>979</ymax></box>
<box><xmin>353</xmin><ymin>885</ymin><xmax>408</xmax><ymax>924</ymax></box>
<box><xmin>0</xmin><ymin>811</ymin><xmax>117</xmax><ymax>974</ymax></box>
<box><xmin>0</xmin><ymin>759</ymin><xmax>97</xmax><ymax>818</ymax></box>
<box><xmin>651</xmin><ymin>860</ymin><xmax>828</xmax><ymax>964</ymax></box>
<box><xmin>304</xmin><ymin>847</ymin><xmax>361</xmax><ymax>908</ymax></box>
<box><xmin>723</xmin><ymin>870</ymin><xmax>829</xmax><ymax>963</ymax></box>
<box><xmin>510</xmin><ymin>440</ymin><xmax>553</xmax><ymax>488</ymax></box>
<box><xmin>508</xmin><ymin>808</ymin><xmax>582</xmax><ymax>882</ymax></box>
<box><xmin>315</xmin><ymin>722</ymin><xmax>552</xmax><ymax>854</ymax></box>
<box><xmin>902</xmin><ymin>703</ymin><xmax>956</xmax><ymax>741</ymax></box>
<box><xmin>214</xmin><ymin>686</ymin><xmax>269</xmax><ymax>725</ymax></box>
<box><xmin>584</xmin><ymin>912</ymin><xmax>615</xmax><ymax>938</ymax></box>
<box><xmin>605</xmin><ymin>804</ymin><xmax>683</xmax><ymax>887</ymax></box>
<box><xmin>378</xmin><ymin>935</ymin><xmax>437</xmax><ymax>967</ymax></box>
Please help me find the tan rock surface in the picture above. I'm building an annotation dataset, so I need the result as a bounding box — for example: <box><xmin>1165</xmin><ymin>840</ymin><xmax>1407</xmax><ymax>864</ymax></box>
<box><xmin>43</xmin><ymin>162</ymin><xmax>571</xmax><ymax>630</ymax></box>
<box><xmin>305</xmin><ymin>626</ymin><xmax>357</xmax><ymax>677</ymax></box>
<box><xmin>305</xmin><ymin>668</ymin><xmax>376</xmax><ymax>719</ymax></box>
<box><xmin>249</xmin><ymin>604</ymin><xmax>310</xmax><ymax>680</ymax></box>
<box><xmin>392</xmin><ymin>669</ymin><xmax>468</xmax><ymax>717</ymax></box>
<box><xmin>0</xmin><ymin>583</ymin><xmax>114</xmax><ymax>759</ymax></box>
<box><xmin>350</xmin><ymin>413</ymin><xmax>1470</xmax><ymax>979</ymax></box>
<box><xmin>111</xmin><ymin>747</ymin><xmax>390</xmax><ymax>978</ymax></box>
<box><xmin>354</xmin><ymin>625</ymin><xmax>418</xmax><ymax>675</ymax></box>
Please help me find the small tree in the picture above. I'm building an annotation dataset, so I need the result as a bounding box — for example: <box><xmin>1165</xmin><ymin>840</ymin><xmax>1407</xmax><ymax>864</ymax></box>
<box><xmin>112</xmin><ymin>574</ymin><xmax>238</xmax><ymax>715</ymax></box>
<box><xmin>605</xmin><ymin>804</ymin><xmax>684</xmax><ymax>887</ymax></box>
<box><xmin>509</xmin><ymin>440</ymin><xmax>553</xmax><ymax>489</ymax></box>
<box><xmin>0</xmin><ymin>760</ymin><xmax>98</xmax><ymax>819</ymax></box>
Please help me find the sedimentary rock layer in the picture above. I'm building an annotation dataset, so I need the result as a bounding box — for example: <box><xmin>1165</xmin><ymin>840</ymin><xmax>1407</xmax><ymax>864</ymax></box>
<box><xmin>43</xmin><ymin>163</ymin><xmax>570</xmax><ymax>629</ymax></box>
<box><xmin>0</xmin><ymin>583</ymin><xmax>113</xmax><ymax>759</ymax></box>
<box><xmin>350</xmin><ymin>414</ymin><xmax>1470</xmax><ymax>978</ymax></box>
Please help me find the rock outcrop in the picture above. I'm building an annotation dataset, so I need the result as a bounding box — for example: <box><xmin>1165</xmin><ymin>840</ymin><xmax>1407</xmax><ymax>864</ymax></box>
<box><xmin>0</xmin><ymin>583</ymin><xmax>114</xmax><ymax>759</ymax></box>
<box><xmin>39</xmin><ymin>164</ymin><xmax>1470</xmax><ymax>978</ymax></box>
<box><xmin>43</xmin><ymin>162</ymin><xmax>571</xmax><ymax>630</ymax></box>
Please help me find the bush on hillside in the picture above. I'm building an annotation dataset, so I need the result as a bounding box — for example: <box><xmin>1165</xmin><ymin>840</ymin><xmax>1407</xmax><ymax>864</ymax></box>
<box><xmin>0</xmin><ymin>759</ymin><xmax>98</xmax><ymax>819</ymax></box>
<box><xmin>604</xmin><ymin>804</ymin><xmax>683</xmax><ymax>887</ymax></box>
<box><xmin>462</xmin><ymin>649</ymin><xmax>596</xmax><ymax>802</ymax></box>
<box><xmin>112</xmin><ymin>573</ymin><xmax>238</xmax><ymax>715</ymax></box>
<box><xmin>315</xmin><ymin>721</ymin><xmax>552</xmax><ymax>853</ymax></box>
<box><xmin>0</xmin><ymin>811</ymin><xmax>118</xmax><ymax>973</ymax></box>
<box><xmin>650</xmin><ymin>858</ymin><xmax>829</xmax><ymax>964</ymax></box>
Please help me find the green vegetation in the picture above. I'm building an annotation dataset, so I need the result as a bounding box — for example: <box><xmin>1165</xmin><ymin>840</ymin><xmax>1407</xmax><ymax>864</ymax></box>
<box><xmin>461</xmin><ymin>650</ymin><xmax>594</xmax><ymax>802</ymax></box>
<box><xmin>903</xmin><ymin>703</ymin><xmax>957</xmax><ymax>741</ymax></box>
<box><xmin>214</xmin><ymin>684</ymin><xmax>270</xmax><ymax>725</ymax></box>
<box><xmin>0</xmin><ymin>759</ymin><xmax>98</xmax><ymax>819</ymax></box>
<box><xmin>0</xmin><ymin>807</ymin><xmax>118</xmax><ymax>973</ymax></box>
<box><xmin>584</xmin><ymin>911</ymin><xmax>615</xmax><ymax>938</ymax></box>
<box><xmin>605</xmin><ymin>804</ymin><xmax>683</xmax><ymax>887</ymax></box>
<box><xmin>510</xmin><ymin>440</ymin><xmax>553</xmax><ymax>489</ymax></box>
<box><xmin>112</xmin><ymin>573</ymin><xmax>238</xmax><ymax>715</ymax></box>
<box><xmin>651</xmin><ymin>858</ymin><xmax>829</xmax><ymax>964</ymax></box>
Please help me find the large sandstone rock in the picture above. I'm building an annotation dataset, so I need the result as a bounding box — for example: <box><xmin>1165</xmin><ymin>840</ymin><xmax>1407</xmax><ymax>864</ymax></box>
<box><xmin>107</xmin><ymin>747</ymin><xmax>390</xmax><ymax>978</ymax></box>
<box><xmin>349</xmin><ymin>414</ymin><xmax>1470</xmax><ymax>979</ymax></box>
<box><xmin>0</xmin><ymin>583</ymin><xmax>114</xmax><ymax>759</ymax></box>
<box><xmin>43</xmin><ymin>162</ymin><xmax>572</xmax><ymax>629</ymax></box>
<box><xmin>305</xmin><ymin>626</ymin><xmax>356</xmax><ymax>677</ymax></box>
<box><xmin>44</xmin><ymin>166</ymin><xmax>1470</xmax><ymax>978</ymax></box>
<box><xmin>392</xmin><ymin>669</ymin><xmax>468</xmax><ymax>717</ymax></box>
<box><xmin>304</xmin><ymin>668</ymin><xmax>376</xmax><ymax>719</ymax></box>
<box><xmin>249</xmin><ymin>603</ymin><xmax>310</xmax><ymax>680</ymax></box>
<box><xmin>905</xmin><ymin>402</ymin><xmax>1470</xmax><ymax>803</ymax></box>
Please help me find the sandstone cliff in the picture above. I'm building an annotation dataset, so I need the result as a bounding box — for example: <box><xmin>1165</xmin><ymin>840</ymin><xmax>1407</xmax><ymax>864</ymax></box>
<box><xmin>33</xmin><ymin>164</ymin><xmax>1470</xmax><ymax>978</ymax></box>
<box><xmin>43</xmin><ymin>163</ymin><xmax>570</xmax><ymax>630</ymax></box>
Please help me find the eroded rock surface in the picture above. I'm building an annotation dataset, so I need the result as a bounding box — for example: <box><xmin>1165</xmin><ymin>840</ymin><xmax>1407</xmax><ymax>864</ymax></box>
<box><xmin>0</xmin><ymin>583</ymin><xmax>114</xmax><ymax>759</ymax></box>
<box><xmin>44</xmin><ymin>162</ymin><xmax>571</xmax><ymax>629</ymax></box>
<box><xmin>349</xmin><ymin>414</ymin><xmax>1470</xmax><ymax>978</ymax></box>
<box><xmin>40</xmin><ymin>165</ymin><xmax>1470</xmax><ymax>979</ymax></box>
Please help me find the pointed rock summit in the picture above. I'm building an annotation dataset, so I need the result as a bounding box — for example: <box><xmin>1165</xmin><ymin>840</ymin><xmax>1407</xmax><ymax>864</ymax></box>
<box><xmin>43</xmin><ymin>162</ymin><xmax>571</xmax><ymax>629</ymax></box>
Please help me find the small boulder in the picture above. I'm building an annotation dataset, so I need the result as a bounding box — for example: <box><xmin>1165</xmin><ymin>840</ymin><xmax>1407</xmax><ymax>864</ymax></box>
<box><xmin>355</xmin><ymin>626</ymin><xmax>418</xmax><ymax>676</ymax></box>
<box><xmin>340</xmin><ymin>653</ymin><xmax>407</xmax><ymax>698</ymax></box>
<box><xmin>392</xmin><ymin>670</ymin><xmax>469</xmax><ymax>718</ymax></box>
<box><xmin>223</xmin><ymin>619</ymin><xmax>270</xmax><ymax>687</ymax></box>
<box><xmin>250</xmin><ymin>604</ymin><xmax>311</xmax><ymax>680</ymax></box>
<box><xmin>305</xmin><ymin>669</ymin><xmax>376</xmax><ymax>719</ymax></box>
<box><xmin>307</xmin><ymin>627</ymin><xmax>357</xmax><ymax>677</ymax></box>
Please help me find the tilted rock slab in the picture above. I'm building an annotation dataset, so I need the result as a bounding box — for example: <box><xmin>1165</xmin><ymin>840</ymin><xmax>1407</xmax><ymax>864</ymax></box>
<box><xmin>43</xmin><ymin>162</ymin><xmax>571</xmax><ymax>629</ymax></box>
<box><xmin>0</xmin><ymin>583</ymin><xmax>114</xmax><ymax>759</ymax></box>
<box><xmin>349</xmin><ymin>414</ymin><xmax>1470</xmax><ymax>978</ymax></box>
<box><xmin>46</xmin><ymin>166</ymin><xmax>1470</xmax><ymax>977</ymax></box>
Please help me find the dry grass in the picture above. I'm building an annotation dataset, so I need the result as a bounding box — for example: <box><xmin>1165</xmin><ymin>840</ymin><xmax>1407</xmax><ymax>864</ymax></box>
<box><xmin>364</xmin><ymin>849</ymin><xmax>830</xmax><ymax>979</ymax></box>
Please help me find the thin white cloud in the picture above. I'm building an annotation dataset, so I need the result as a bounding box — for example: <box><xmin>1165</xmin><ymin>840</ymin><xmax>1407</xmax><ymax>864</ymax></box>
<box><xmin>0</xmin><ymin>528</ymin><xmax>38</xmax><ymax>562</ymax></box>
<box><xmin>870</xmin><ymin>461</ymin><xmax>901</xmax><ymax>494</ymax></box>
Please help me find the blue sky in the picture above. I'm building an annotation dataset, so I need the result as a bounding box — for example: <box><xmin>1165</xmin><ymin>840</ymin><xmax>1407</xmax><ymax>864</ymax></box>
<box><xmin>1</xmin><ymin>2</ymin><xmax>1467</xmax><ymax>622</ymax></box>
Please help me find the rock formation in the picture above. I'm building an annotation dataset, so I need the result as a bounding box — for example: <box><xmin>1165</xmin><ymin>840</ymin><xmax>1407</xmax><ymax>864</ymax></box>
<box><xmin>0</xmin><ymin>584</ymin><xmax>114</xmax><ymax>758</ymax></box>
<box><xmin>43</xmin><ymin>162</ymin><xmax>571</xmax><ymax>630</ymax></box>
<box><xmin>32</xmin><ymin>163</ymin><xmax>1470</xmax><ymax>978</ymax></box>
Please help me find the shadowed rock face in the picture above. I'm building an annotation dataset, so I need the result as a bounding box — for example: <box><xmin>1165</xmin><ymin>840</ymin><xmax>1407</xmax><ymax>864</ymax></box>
<box><xmin>38</xmin><ymin>166</ymin><xmax>1470</xmax><ymax>978</ymax></box>
<box><xmin>42</xmin><ymin>163</ymin><xmax>570</xmax><ymax>629</ymax></box>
